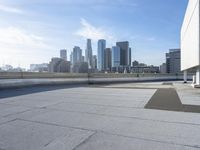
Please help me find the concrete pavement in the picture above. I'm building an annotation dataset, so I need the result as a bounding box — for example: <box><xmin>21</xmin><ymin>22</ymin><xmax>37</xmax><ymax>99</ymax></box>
<box><xmin>0</xmin><ymin>82</ymin><xmax>200</xmax><ymax>149</ymax></box>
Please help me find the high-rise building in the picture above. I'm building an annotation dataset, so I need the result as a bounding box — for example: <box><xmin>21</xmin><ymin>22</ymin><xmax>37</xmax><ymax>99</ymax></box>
<box><xmin>85</xmin><ymin>39</ymin><xmax>93</xmax><ymax>69</ymax></box>
<box><xmin>112</xmin><ymin>46</ymin><xmax>120</xmax><ymax>68</ymax></box>
<box><xmin>60</xmin><ymin>49</ymin><xmax>67</xmax><ymax>61</ymax></box>
<box><xmin>81</xmin><ymin>56</ymin><xmax>85</xmax><ymax>62</ymax></box>
<box><xmin>116</xmin><ymin>41</ymin><xmax>129</xmax><ymax>66</ymax></box>
<box><xmin>166</xmin><ymin>49</ymin><xmax>181</xmax><ymax>73</ymax></box>
<box><xmin>49</xmin><ymin>57</ymin><xmax>70</xmax><ymax>73</ymax></box>
<box><xmin>72</xmin><ymin>46</ymin><xmax>82</xmax><ymax>65</ymax></box>
<box><xmin>70</xmin><ymin>52</ymin><xmax>73</xmax><ymax>65</ymax></box>
<box><xmin>92</xmin><ymin>55</ymin><xmax>97</xmax><ymax>69</ymax></box>
<box><xmin>104</xmin><ymin>48</ymin><xmax>112</xmax><ymax>71</ymax></box>
<box><xmin>97</xmin><ymin>39</ymin><xmax>106</xmax><ymax>71</ymax></box>
<box><xmin>129</xmin><ymin>48</ymin><xmax>132</xmax><ymax>66</ymax></box>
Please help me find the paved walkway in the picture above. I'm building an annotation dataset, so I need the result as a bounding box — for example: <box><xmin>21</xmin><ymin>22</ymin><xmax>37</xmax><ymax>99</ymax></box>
<box><xmin>0</xmin><ymin>82</ymin><xmax>200</xmax><ymax>150</ymax></box>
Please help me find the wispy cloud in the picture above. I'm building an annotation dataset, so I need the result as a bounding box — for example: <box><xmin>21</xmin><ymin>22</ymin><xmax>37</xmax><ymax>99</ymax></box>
<box><xmin>0</xmin><ymin>26</ymin><xmax>55</xmax><ymax>68</ymax></box>
<box><xmin>0</xmin><ymin>27</ymin><xmax>48</xmax><ymax>48</ymax></box>
<box><xmin>0</xmin><ymin>4</ymin><xmax>23</xmax><ymax>14</ymax></box>
<box><xmin>75</xmin><ymin>18</ymin><xmax>115</xmax><ymax>42</ymax></box>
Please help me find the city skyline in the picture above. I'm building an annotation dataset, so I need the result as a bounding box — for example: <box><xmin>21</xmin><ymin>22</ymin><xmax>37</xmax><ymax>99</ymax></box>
<box><xmin>0</xmin><ymin>0</ymin><xmax>188</xmax><ymax>68</ymax></box>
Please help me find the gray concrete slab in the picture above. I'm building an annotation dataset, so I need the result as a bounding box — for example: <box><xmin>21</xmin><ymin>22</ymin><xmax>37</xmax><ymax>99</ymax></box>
<box><xmin>0</xmin><ymin>103</ymin><xmax>30</xmax><ymax>117</ymax></box>
<box><xmin>74</xmin><ymin>132</ymin><xmax>197</xmax><ymax>150</ymax></box>
<box><xmin>0</xmin><ymin>119</ymin><xmax>94</xmax><ymax>150</ymax></box>
<box><xmin>0</xmin><ymin>83</ymin><xmax>200</xmax><ymax>149</ymax></box>
<box><xmin>46</xmin><ymin>101</ymin><xmax>200</xmax><ymax>125</ymax></box>
<box><xmin>0</xmin><ymin>117</ymin><xmax>15</xmax><ymax>126</ymax></box>
<box><xmin>15</xmin><ymin>109</ymin><xmax>200</xmax><ymax>147</ymax></box>
<box><xmin>174</xmin><ymin>82</ymin><xmax>200</xmax><ymax>106</ymax></box>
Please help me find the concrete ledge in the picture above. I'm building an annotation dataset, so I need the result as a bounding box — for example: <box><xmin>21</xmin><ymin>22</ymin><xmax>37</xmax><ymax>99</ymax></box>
<box><xmin>0</xmin><ymin>76</ymin><xmax>192</xmax><ymax>90</ymax></box>
<box><xmin>0</xmin><ymin>78</ymin><xmax>88</xmax><ymax>89</ymax></box>
<box><xmin>88</xmin><ymin>77</ymin><xmax>184</xmax><ymax>84</ymax></box>
<box><xmin>191</xmin><ymin>84</ymin><xmax>200</xmax><ymax>88</ymax></box>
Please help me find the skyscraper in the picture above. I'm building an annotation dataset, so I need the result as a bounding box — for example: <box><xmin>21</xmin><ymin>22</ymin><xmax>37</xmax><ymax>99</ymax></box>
<box><xmin>129</xmin><ymin>48</ymin><xmax>132</xmax><ymax>66</ymax></box>
<box><xmin>85</xmin><ymin>39</ymin><xmax>93</xmax><ymax>69</ymax></box>
<box><xmin>60</xmin><ymin>49</ymin><xmax>67</xmax><ymax>61</ymax></box>
<box><xmin>97</xmin><ymin>39</ymin><xmax>106</xmax><ymax>71</ymax></box>
<box><xmin>112</xmin><ymin>46</ymin><xmax>120</xmax><ymax>68</ymax></box>
<box><xmin>116</xmin><ymin>41</ymin><xmax>129</xmax><ymax>66</ymax></box>
<box><xmin>104</xmin><ymin>48</ymin><xmax>112</xmax><ymax>71</ymax></box>
<box><xmin>92</xmin><ymin>55</ymin><xmax>97</xmax><ymax>69</ymax></box>
<box><xmin>73</xmin><ymin>46</ymin><xmax>82</xmax><ymax>65</ymax></box>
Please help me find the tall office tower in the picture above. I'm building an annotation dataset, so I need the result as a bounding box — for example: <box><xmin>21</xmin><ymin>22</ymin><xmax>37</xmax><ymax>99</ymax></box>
<box><xmin>85</xmin><ymin>39</ymin><xmax>93</xmax><ymax>69</ymax></box>
<box><xmin>73</xmin><ymin>46</ymin><xmax>82</xmax><ymax>65</ymax></box>
<box><xmin>81</xmin><ymin>56</ymin><xmax>85</xmax><ymax>62</ymax></box>
<box><xmin>166</xmin><ymin>49</ymin><xmax>181</xmax><ymax>73</ymax></box>
<box><xmin>70</xmin><ymin>52</ymin><xmax>73</xmax><ymax>65</ymax></box>
<box><xmin>129</xmin><ymin>48</ymin><xmax>132</xmax><ymax>66</ymax></box>
<box><xmin>92</xmin><ymin>55</ymin><xmax>97</xmax><ymax>69</ymax></box>
<box><xmin>60</xmin><ymin>49</ymin><xmax>67</xmax><ymax>61</ymax></box>
<box><xmin>116</xmin><ymin>41</ymin><xmax>129</xmax><ymax>66</ymax></box>
<box><xmin>112</xmin><ymin>46</ymin><xmax>120</xmax><ymax>68</ymax></box>
<box><xmin>97</xmin><ymin>39</ymin><xmax>106</xmax><ymax>71</ymax></box>
<box><xmin>104</xmin><ymin>48</ymin><xmax>112</xmax><ymax>71</ymax></box>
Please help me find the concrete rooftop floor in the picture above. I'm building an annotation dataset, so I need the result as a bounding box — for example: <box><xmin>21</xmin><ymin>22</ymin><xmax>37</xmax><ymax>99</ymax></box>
<box><xmin>0</xmin><ymin>82</ymin><xmax>200</xmax><ymax>150</ymax></box>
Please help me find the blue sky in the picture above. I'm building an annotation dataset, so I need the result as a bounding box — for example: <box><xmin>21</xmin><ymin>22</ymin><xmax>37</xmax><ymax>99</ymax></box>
<box><xmin>0</xmin><ymin>0</ymin><xmax>188</xmax><ymax>69</ymax></box>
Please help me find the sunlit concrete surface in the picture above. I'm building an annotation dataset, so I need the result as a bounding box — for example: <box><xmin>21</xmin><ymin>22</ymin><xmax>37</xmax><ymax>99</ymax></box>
<box><xmin>0</xmin><ymin>82</ymin><xmax>200</xmax><ymax>150</ymax></box>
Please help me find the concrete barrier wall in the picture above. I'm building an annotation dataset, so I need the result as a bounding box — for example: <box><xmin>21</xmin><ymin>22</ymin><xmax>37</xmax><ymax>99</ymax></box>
<box><xmin>0</xmin><ymin>72</ymin><xmax>194</xmax><ymax>89</ymax></box>
<box><xmin>0</xmin><ymin>72</ymin><xmax>88</xmax><ymax>79</ymax></box>
<box><xmin>0</xmin><ymin>72</ymin><xmax>194</xmax><ymax>78</ymax></box>
<box><xmin>0</xmin><ymin>72</ymin><xmax>193</xmax><ymax>80</ymax></box>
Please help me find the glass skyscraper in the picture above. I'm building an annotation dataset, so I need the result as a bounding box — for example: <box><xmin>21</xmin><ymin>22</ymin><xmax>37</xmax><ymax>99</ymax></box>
<box><xmin>116</xmin><ymin>41</ymin><xmax>129</xmax><ymax>66</ymax></box>
<box><xmin>112</xmin><ymin>46</ymin><xmax>120</xmax><ymax>68</ymax></box>
<box><xmin>73</xmin><ymin>46</ymin><xmax>82</xmax><ymax>65</ymax></box>
<box><xmin>85</xmin><ymin>39</ymin><xmax>93</xmax><ymax>69</ymax></box>
<box><xmin>97</xmin><ymin>39</ymin><xmax>106</xmax><ymax>71</ymax></box>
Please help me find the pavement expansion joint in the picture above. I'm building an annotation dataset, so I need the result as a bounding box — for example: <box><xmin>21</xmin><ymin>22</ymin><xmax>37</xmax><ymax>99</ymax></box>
<box><xmin>71</xmin><ymin>132</ymin><xmax>97</xmax><ymax>150</ymax></box>
<box><xmin>98</xmin><ymin>130</ymin><xmax>200</xmax><ymax>149</ymax></box>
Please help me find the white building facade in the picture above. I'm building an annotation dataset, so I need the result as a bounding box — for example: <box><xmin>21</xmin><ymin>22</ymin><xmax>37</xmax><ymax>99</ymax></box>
<box><xmin>181</xmin><ymin>0</ymin><xmax>200</xmax><ymax>87</ymax></box>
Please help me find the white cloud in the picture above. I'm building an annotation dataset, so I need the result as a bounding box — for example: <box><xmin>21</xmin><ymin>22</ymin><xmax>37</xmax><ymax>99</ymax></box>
<box><xmin>0</xmin><ymin>4</ymin><xmax>23</xmax><ymax>14</ymax></box>
<box><xmin>0</xmin><ymin>27</ymin><xmax>48</xmax><ymax>48</ymax></box>
<box><xmin>75</xmin><ymin>18</ymin><xmax>115</xmax><ymax>42</ymax></box>
<box><xmin>0</xmin><ymin>27</ymin><xmax>54</xmax><ymax>68</ymax></box>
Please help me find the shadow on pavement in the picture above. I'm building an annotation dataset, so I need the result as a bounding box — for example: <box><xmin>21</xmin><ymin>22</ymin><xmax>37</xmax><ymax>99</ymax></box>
<box><xmin>0</xmin><ymin>84</ymin><xmax>86</xmax><ymax>99</ymax></box>
<box><xmin>145</xmin><ymin>88</ymin><xmax>200</xmax><ymax>113</ymax></box>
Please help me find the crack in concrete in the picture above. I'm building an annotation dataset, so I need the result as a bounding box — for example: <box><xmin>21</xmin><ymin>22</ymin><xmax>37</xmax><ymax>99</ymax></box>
<box><xmin>71</xmin><ymin>132</ymin><xmax>97</xmax><ymax>150</ymax></box>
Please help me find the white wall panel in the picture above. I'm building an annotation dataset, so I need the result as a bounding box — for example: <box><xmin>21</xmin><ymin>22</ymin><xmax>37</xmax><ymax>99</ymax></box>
<box><xmin>181</xmin><ymin>0</ymin><xmax>200</xmax><ymax>71</ymax></box>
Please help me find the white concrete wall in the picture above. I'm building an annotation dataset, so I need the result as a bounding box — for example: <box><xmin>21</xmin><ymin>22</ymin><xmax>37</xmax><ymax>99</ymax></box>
<box><xmin>181</xmin><ymin>0</ymin><xmax>200</xmax><ymax>71</ymax></box>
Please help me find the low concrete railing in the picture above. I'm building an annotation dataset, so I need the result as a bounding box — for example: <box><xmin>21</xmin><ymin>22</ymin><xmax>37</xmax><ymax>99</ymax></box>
<box><xmin>0</xmin><ymin>72</ymin><xmax>193</xmax><ymax>89</ymax></box>
<box><xmin>0</xmin><ymin>72</ymin><xmax>193</xmax><ymax>80</ymax></box>
<box><xmin>0</xmin><ymin>72</ymin><xmax>88</xmax><ymax>79</ymax></box>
